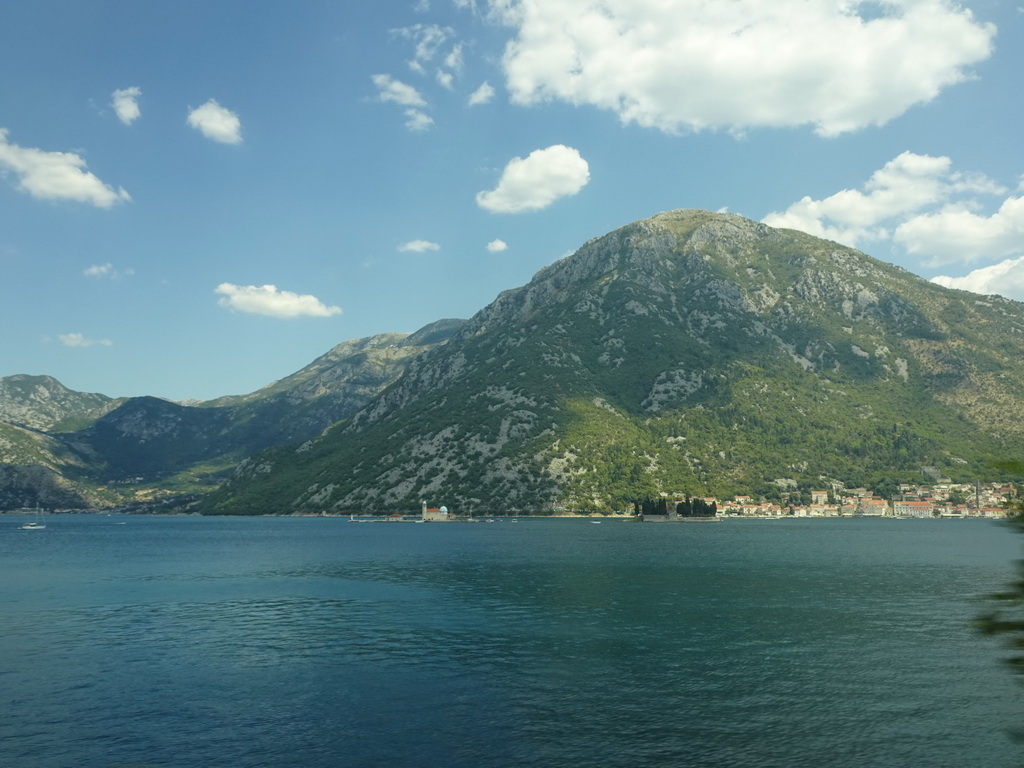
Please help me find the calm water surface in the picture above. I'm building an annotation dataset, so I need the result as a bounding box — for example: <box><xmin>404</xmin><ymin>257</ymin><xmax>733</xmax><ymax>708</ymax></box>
<box><xmin>1</xmin><ymin>514</ymin><xmax>1021</xmax><ymax>767</ymax></box>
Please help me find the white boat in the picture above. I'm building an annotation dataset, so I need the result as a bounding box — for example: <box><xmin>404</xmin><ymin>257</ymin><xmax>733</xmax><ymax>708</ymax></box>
<box><xmin>19</xmin><ymin>508</ymin><xmax>46</xmax><ymax>530</ymax></box>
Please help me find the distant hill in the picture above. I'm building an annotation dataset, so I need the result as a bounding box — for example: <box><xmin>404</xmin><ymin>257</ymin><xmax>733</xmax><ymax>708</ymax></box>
<box><xmin>204</xmin><ymin>210</ymin><xmax>1024</xmax><ymax>515</ymax></box>
<box><xmin>0</xmin><ymin>320</ymin><xmax>464</xmax><ymax>508</ymax></box>
<box><xmin>0</xmin><ymin>374</ymin><xmax>120</xmax><ymax>432</ymax></box>
<box><xmin>0</xmin><ymin>421</ymin><xmax>104</xmax><ymax>509</ymax></box>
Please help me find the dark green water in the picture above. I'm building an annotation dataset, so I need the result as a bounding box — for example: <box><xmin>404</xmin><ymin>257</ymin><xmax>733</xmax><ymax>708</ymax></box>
<box><xmin>1</xmin><ymin>515</ymin><xmax>1021</xmax><ymax>767</ymax></box>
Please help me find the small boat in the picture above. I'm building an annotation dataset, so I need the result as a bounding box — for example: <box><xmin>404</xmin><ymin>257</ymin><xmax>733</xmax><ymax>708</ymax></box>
<box><xmin>19</xmin><ymin>508</ymin><xmax>46</xmax><ymax>530</ymax></box>
<box><xmin>590</xmin><ymin>520</ymin><xmax>602</xmax><ymax>524</ymax></box>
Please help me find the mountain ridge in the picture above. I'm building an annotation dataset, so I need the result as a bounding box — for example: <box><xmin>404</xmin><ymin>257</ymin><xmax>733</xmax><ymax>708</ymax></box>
<box><xmin>206</xmin><ymin>210</ymin><xmax>1024</xmax><ymax>515</ymax></box>
<box><xmin>0</xmin><ymin>319</ymin><xmax>464</xmax><ymax>508</ymax></box>
<box><xmin>0</xmin><ymin>374</ymin><xmax>122</xmax><ymax>432</ymax></box>
<box><xmin>5</xmin><ymin>210</ymin><xmax>1024</xmax><ymax>514</ymax></box>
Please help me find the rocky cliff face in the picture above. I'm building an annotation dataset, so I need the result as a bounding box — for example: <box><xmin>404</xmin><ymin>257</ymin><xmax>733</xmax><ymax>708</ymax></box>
<box><xmin>204</xmin><ymin>319</ymin><xmax>466</xmax><ymax>447</ymax></box>
<box><xmin>0</xmin><ymin>420</ymin><xmax>104</xmax><ymax>508</ymax></box>
<box><xmin>209</xmin><ymin>210</ymin><xmax>1024</xmax><ymax>515</ymax></box>
<box><xmin>0</xmin><ymin>375</ymin><xmax>118</xmax><ymax>431</ymax></box>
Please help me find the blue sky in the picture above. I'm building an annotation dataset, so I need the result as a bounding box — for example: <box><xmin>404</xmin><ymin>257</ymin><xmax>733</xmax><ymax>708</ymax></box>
<box><xmin>2</xmin><ymin>0</ymin><xmax>1023</xmax><ymax>401</ymax></box>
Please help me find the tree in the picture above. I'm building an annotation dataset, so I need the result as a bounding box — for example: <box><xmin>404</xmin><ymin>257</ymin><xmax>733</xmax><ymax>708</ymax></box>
<box><xmin>947</xmin><ymin>488</ymin><xmax>968</xmax><ymax>506</ymax></box>
<box><xmin>976</xmin><ymin>462</ymin><xmax>1024</xmax><ymax>673</ymax></box>
<box><xmin>640</xmin><ymin>498</ymin><xmax>668</xmax><ymax>516</ymax></box>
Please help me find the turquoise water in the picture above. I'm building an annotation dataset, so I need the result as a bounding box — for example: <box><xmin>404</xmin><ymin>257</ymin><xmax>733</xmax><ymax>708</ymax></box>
<box><xmin>1</xmin><ymin>515</ymin><xmax>1021</xmax><ymax>767</ymax></box>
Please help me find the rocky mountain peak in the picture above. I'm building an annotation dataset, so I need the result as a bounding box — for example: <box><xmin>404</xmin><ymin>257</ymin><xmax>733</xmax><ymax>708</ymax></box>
<box><xmin>0</xmin><ymin>374</ymin><xmax>117</xmax><ymax>432</ymax></box>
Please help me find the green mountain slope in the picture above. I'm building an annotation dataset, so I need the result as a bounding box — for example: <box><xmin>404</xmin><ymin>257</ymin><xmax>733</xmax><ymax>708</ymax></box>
<box><xmin>68</xmin><ymin>321</ymin><xmax>463</xmax><ymax>483</ymax></box>
<box><xmin>0</xmin><ymin>421</ymin><xmax>104</xmax><ymax>508</ymax></box>
<box><xmin>205</xmin><ymin>210</ymin><xmax>1024</xmax><ymax>515</ymax></box>
<box><xmin>198</xmin><ymin>319</ymin><xmax>466</xmax><ymax>447</ymax></box>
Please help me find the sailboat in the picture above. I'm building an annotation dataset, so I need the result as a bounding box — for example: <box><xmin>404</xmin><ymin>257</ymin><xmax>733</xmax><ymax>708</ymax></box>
<box><xmin>19</xmin><ymin>507</ymin><xmax>46</xmax><ymax>530</ymax></box>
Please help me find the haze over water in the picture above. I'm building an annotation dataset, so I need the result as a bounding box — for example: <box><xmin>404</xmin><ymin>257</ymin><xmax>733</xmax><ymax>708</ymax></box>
<box><xmin>2</xmin><ymin>515</ymin><xmax>1021</xmax><ymax>767</ymax></box>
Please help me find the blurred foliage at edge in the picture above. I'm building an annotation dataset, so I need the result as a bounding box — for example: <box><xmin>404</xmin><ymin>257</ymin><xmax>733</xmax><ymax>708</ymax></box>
<box><xmin>977</xmin><ymin>461</ymin><xmax>1024</xmax><ymax>677</ymax></box>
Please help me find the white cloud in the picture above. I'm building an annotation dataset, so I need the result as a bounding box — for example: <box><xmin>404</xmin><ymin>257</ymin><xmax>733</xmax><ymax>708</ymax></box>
<box><xmin>215</xmin><ymin>283</ymin><xmax>341</xmax><ymax>319</ymax></box>
<box><xmin>476</xmin><ymin>144</ymin><xmax>590</xmax><ymax>213</ymax></box>
<box><xmin>894</xmin><ymin>196</ymin><xmax>1024</xmax><ymax>265</ymax></box>
<box><xmin>486</xmin><ymin>238</ymin><xmax>508</xmax><ymax>252</ymax></box>
<box><xmin>84</xmin><ymin>263</ymin><xmax>114</xmax><ymax>277</ymax></box>
<box><xmin>378</xmin><ymin>26</ymin><xmax>463</xmax><ymax>121</ymax></box>
<box><xmin>111</xmin><ymin>86</ymin><xmax>142</xmax><ymax>125</ymax></box>
<box><xmin>398</xmin><ymin>239</ymin><xmax>441</xmax><ymax>252</ymax></box>
<box><xmin>372</xmin><ymin>75</ymin><xmax>435</xmax><ymax>129</ymax></box>
<box><xmin>59</xmin><ymin>332</ymin><xmax>112</xmax><ymax>348</ymax></box>
<box><xmin>443</xmin><ymin>43</ymin><xmax>464</xmax><ymax>75</ymax></box>
<box><xmin>393</xmin><ymin>24</ymin><xmax>463</xmax><ymax>87</ymax></box>
<box><xmin>372</xmin><ymin>74</ymin><xmax>427</xmax><ymax>107</ymax></box>
<box><xmin>84</xmin><ymin>262</ymin><xmax>134</xmax><ymax>279</ymax></box>
<box><xmin>763</xmin><ymin>152</ymin><xmax>1009</xmax><ymax>259</ymax></box>
<box><xmin>488</xmin><ymin>0</ymin><xmax>995</xmax><ymax>136</ymax></box>
<box><xmin>395</xmin><ymin>24</ymin><xmax>453</xmax><ymax>72</ymax></box>
<box><xmin>763</xmin><ymin>152</ymin><xmax>971</xmax><ymax>247</ymax></box>
<box><xmin>186</xmin><ymin>99</ymin><xmax>242</xmax><ymax>144</ymax></box>
<box><xmin>469</xmin><ymin>81</ymin><xmax>495</xmax><ymax>106</ymax></box>
<box><xmin>0</xmin><ymin>128</ymin><xmax>130</xmax><ymax>207</ymax></box>
<box><xmin>405</xmin><ymin>109</ymin><xmax>435</xmax><ymax>131</ymax></box>
<box><xmin>766</xmin><ymin>153</ymin><xmax>1024</xmax><ymax>302</ymax></box>
<box><xmin>931</xmin><ymin>256</ymin><xmax>1024</xmax><ymax>301</ymax></box>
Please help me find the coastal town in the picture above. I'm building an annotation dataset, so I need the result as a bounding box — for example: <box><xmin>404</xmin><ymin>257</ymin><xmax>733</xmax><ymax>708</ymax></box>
<box><xmin>414</xmin><ymin>482</ymin><xmax>1018</xmax><ymax>522</ymax></box>
<box><xmin>7</xmin><ymin>482</ymin><xmax>1016</xmax><ymax>521</ymax></box>
<box><xmin>700</xmin><ymin>481</ymin><xmax>1015</xmax><ymax>519</ymax></box>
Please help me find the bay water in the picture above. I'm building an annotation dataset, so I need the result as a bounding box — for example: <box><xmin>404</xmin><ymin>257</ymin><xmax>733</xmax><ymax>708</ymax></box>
<box><xmin>2</xmin><ymin>514</ymin><xmax>1022</xmax><ymax>767</ymax></box>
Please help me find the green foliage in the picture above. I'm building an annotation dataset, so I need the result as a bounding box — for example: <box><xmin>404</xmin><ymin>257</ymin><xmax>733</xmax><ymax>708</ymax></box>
<box><xmin>677</xmin><ymin>496</ymin><xmax>717</xmax><ymax>517</ymax></box>
<box><xmin>977</xmin><ymin>463</ymin><xmax>1024</xmax><ymax>674</ymax></box>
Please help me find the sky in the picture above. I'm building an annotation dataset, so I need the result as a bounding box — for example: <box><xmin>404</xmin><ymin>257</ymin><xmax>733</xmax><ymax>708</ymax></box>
<box><xmin>2</xmin><ymin>0</ymin><xmax>1023</xmax><ymax>402</ymax></box>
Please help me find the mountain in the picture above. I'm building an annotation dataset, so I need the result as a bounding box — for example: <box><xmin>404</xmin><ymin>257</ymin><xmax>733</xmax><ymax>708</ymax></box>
<box><xmin>202</xmin><ymin>318</ymin><xmax>466</xmax><ymax>445</ymax></box>
<box><xmin>66</xmin><ymin>319</ymin><xmax>466</xmax><ymax>482</ymax></box>
<box><xmin>205</xmin><ymin>210</ymin><xmax>1024</xmax><ymax>515</ymax></box>
<box><xmin>0</xmin><ymin>375</ymin><xmax>120</xmax><ymax>432</ymax></box>
<box><xmin>0</xmin><ymin>320</ymin><xmax>463</xmax><ymax>508</ymax></box>
<box><xmin>0</xmin><ymin>421</ymin><xmax>105</xmax><ymax>509</ymax></box>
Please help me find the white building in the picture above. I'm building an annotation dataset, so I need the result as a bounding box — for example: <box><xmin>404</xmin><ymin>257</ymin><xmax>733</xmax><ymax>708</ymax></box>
<box><xmin>421</xmin><ymin>503</ymin><xmax>452</xmax><ymax>522</ymax></box>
